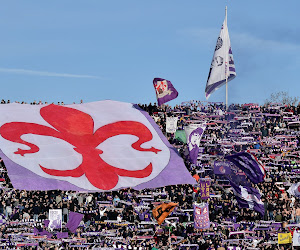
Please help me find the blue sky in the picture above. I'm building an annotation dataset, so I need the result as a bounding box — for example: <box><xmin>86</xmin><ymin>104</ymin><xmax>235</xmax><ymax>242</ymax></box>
<box><xmin>0</xmin><ymin>1</ymin><xmax>299</xmax><ymax>106</ymax></box>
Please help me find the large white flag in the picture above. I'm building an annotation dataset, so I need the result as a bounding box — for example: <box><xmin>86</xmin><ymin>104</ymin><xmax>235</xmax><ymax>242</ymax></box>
<box><xmin>205</xmin><ymin>18</ymin><xmax>236</xmax><ymax>99</ymax></box>
<box><xmin>293</xmin><ymin>231</ymin><xmax>300</xmax><ymax>246</ymax></box>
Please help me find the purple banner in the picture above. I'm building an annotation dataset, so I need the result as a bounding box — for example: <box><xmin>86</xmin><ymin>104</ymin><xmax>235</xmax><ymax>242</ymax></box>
<box><xmin>194</xmin><ymin>203</ymin><xmax>210</xmax><ymax>229</ymax></box>
<box><xmin>199</xmin><ymin>180</ymin><xmax>210</xmax><ymax>200</ymax></box>
<box><xmin>214</xmin><ymin>161</ymin><xmax>232</xmax><ymax>175</ymax></box>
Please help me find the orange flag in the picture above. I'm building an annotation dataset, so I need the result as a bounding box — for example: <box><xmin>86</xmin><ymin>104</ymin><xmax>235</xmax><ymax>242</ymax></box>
<box><xmin>152</xmin><ymin>202</ymin><xmax>178</xmax><ymax>225</ymax></box>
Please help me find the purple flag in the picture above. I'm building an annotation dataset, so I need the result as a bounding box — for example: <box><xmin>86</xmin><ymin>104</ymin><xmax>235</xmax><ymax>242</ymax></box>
<box><xmin>194</xmin><ymin>203</ymin><xmax>210</xmax><ymax>229</ymax></box>
<box><xmin>57</xmin><ymin>232</ymin><xmax>69</xmax><ymax>239</ymax></box>
<box><xmin>44</xmin><ymin>219</ymin><xmax>50</xmax><ymax>227</ymax></box>
<box><xmin>229</xmin><ymin>179</ymin><xmax>264</xmax><ymax>216</ymax></box>
<box><xmin>40</xmin><ymin>230</ymin><xmax>53</xmax><ymax>238</ymax></box>
<box><xmin>153</xmin><ymin>78</ymin><xmax>178</xmax><ymax>106</ymax></box>
<box><xmin>0</xmin><ymin>101</ymin><xmax>195</xmax><ymax>191</ymax></box>
<box><xmin>225</xmin><ymin>152</ymin><xmax>265</xmax><ymax>184</ymax></box>
<box><xmin>33</xmin><ymin>227</ymin><xmax>42</xmax><ymax>235</ymax></box>
<box><xmin>66</xmin><ymin>212</ymin><xmax>84</xmax><ymax>233</ymax></box>
<box><xmin>214</xmin><ymin>161</ymin><xmax>232</xmax><ymax>175</ymax></box>
<box><xmin>199</xmin><ymin>180</ymin><xmax>210</xmax><ymax>200</ymax></box>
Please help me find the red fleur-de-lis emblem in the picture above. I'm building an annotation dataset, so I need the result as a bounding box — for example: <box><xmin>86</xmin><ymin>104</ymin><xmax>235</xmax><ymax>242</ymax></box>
<box><xmin>0</xmin><ymin>104</ymin><xmax>161</xmax><ymax>190</ymax></box>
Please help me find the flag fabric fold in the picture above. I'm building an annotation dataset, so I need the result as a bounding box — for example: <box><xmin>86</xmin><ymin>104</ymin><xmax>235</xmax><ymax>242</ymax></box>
<box><xmin>152</xmin><ymin>202</ymin><xmax>178</xmax><ymax>225</ymax></box>
<box><xmin>66</xmin><ymin>212</ymin><xmax>84</xmax><ymax>233</ymax></box>
<box><xmin>205</xmin><ymin>18</ymin><xmax>236</xmax><ymax>99</ymax></box>
<box><xmin>153</xmin><ymin>78</ymin><xmax>178</xmax><ymax>106</ymax></box>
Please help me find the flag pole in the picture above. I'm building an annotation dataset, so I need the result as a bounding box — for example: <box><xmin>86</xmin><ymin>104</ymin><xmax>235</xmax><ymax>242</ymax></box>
<box><xmin>225</xmin><ymin>6</ymin><xmax>228</xmax><ymax>110</ymax></box>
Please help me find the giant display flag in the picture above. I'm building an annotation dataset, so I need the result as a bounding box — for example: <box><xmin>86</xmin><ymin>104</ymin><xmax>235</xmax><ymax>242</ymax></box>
<box><xmin>205</xmin><ymin>16</ymin><xmax>236</xmax><ymax>99</ymax></box>
<box><xmin>0</xmin><ymin>101</ymin><xmax>196</xmax><ymax>191</ymax></box>
<box><xmin>152</xmin><ymin>202</ymin><xmax>178</xmax><ymax>225</ymax></box>
<box><xmin>225</xmin><ymin>152</ymin><xmax>265</xmax><ymax>184</ymax></box>
<box><xmin>153</xmin><ymin>78</ymin><xmax>178</xmax><ymax>106</ymax></box>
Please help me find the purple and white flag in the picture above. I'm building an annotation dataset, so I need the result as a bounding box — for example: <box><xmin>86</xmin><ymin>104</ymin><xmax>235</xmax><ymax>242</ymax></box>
<box><xmin>66</xmin><ymin>212</ymin><xmax>84</xmax><ymax>233</ymax></box>
<box><xmin>185</xmin><ymin>124</ymin><xmax>206</xmax><ymax>164</ymax></box>
<box><xmin>230</xmin><ymin>180</ymin><xmax>264</xmax><ymax>216</ymax></box>
<box><xmin>194</xmin><ymin>203</ymin><xmax>210</xmax><ymax>229</ymax></box>
<box><xmin>214</xmin><ymin>161</ymin><xmax>232</xmax><ymax>175</ymax></box>
<box><xmin>153</xmin><ymin>78</ymin><xmax>178</xmax><ymax>106</ymax></box>
<box><xmin>205</xmin><ymin>16</ymin><xmax>236</xmax><ymax>99</ymax></box>
<box><xmin>225</xmin><ymin>152</ymin><xmax>265</xmax><ymax>184</ymax></box>
<box><xmin>0</xmin><ymin>101</ymin><xmax>195</xmax><ymax>191</ymax></box>
<box><xmin>287</xmin><ymin>183</ymin><xmax>300</xmax><ymax>198</ymax></box>
<box><xmin>48</xmin><ymin>209</ymin><xmax>62</xmax><ymax>230</ymax></box>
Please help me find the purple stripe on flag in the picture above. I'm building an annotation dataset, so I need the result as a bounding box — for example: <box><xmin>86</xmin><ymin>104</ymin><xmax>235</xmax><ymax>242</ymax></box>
<box><xmin>134</xmin><ymin>105</ymin><xmax>196</xmax><ymax>190</ymax></box>
<box><xmin>205</xmin><ymin>74</ymin><xmax>236</xmax><ymax>97</ymax></box>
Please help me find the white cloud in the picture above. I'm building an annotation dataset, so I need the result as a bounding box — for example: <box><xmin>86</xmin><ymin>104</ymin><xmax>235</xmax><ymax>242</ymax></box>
<box><xmin>0</xmin><ymin>67</ymin><xmax>102</xmax><ymax>79</ymax></box>
<box><xmin>177</xmin><ymin>27</ymin><xmax>300</xmax><ymax>51</ymax></box>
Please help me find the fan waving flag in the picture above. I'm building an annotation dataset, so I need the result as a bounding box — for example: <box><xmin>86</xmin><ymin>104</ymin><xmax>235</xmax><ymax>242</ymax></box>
<box><xmin>153</xmin><ymin>78</ymin><xmax>178</xmax><ymax>106</ymax></box>
<box><xmin>205</xmin><ymin>16</ymin><xmax>236</xmax><ymax>99</ymax></box>
<box><xmin>0</xmin><ymin>101</ymin><xmax>196</xmax><ymax>191</ymax></box>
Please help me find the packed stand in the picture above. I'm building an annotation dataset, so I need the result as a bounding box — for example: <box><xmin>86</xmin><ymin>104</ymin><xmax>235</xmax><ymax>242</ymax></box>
<box><xmin>0</xmin><ymin>100</ymin><xmax>299</xmax><ymax>249</ymax></box>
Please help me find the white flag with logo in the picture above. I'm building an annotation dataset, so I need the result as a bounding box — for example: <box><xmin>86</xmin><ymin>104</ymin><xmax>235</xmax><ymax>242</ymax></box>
<box><xmin>166</xmin><ymin>117</ymin><xmax>178</xmax><ymax>133</ymax></box>
<box><xmin>293</xmin><ymin>231</ymin><xmax>300</xmax><ymax>246</ymax></box>
<box><xmin>205</xmin><ymin>18</ymin><xmax>236</xmax><ymax>99</ymax></box>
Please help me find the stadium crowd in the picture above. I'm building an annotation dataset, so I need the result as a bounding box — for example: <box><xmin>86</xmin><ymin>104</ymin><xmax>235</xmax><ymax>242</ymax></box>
<box><xmin>0</xmin><ymin>99</ymin><xmax>299</xmax><ymax>249</ymax></box>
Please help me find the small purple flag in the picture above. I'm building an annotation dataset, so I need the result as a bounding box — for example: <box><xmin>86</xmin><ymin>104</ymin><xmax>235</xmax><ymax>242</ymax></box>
<box><xmin>225</xmin><ymin>152</ymin><xmax>265</xmax><ymax>184</ymax></box>
<box><xmin>214</xmin><ymin>161</ymin><xmax>232</xmax><ymax>175</ymax></box>
<box><xmin>199</xmin><ymin>179</ymin><xmax>210</xmax><ymax>200</ymax></box>
<box><xmin>66</xmin><ymin>212</ymin><xmax>84</xmax><ymax>233</ymax></box>
<box><xmin>153</xmin><ymin>78</ymin><xmax>178</xmax><ymax>106</ymax></box>
<box><xmin>194</xmin><ymin>203</ymin><xmax>210</xmax><ymax>229</ymax></box>
<box><xmin>44</xmin><ymin>219</ymin><xmax>50</xmax><ymax>227</ymax></box>
<box><xmin>57</xmin><ymin>232</ymin><xmax>69</xmax><ymax>239</ymax></box>
<box><xmin>40</xmin><ymin>229</ymin><xmax>53</xmax><ymax>238</ymax></box>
